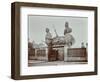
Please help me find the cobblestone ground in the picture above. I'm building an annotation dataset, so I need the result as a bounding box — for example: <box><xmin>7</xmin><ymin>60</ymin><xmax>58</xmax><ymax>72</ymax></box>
<box><xmin>28</xmin><ymin>60</ymin><xmax>87</xmax><ymax>66</ymax></box>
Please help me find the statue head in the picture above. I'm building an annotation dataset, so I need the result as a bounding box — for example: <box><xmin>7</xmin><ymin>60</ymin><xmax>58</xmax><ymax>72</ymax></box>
<box><xmin>64</xmin><ymin>22</ymin><xmax>72</xmax><ymax>34</ymax></box>
<box><xmin>46</xmin><ymin>28</ymin><xmax>49</xmax><ymax>33</ymax></box>
<box><xmin>65</xmin><ymin>22</ymin><xmax>69</xmax><ymax>28</ymax></box>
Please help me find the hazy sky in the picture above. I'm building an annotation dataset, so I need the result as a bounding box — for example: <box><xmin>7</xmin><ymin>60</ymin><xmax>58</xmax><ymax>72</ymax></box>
<box><xmin>28</xmin><ymin>15</ymin><xmax>88</xmax><ymax>48</ymax></box>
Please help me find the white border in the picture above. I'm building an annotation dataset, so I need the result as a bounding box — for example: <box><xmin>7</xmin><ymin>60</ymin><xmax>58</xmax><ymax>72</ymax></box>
<box><xmin>20</xmin><ymin>7</ymin><xmax>95</xmax><ymax>75</ymax></box>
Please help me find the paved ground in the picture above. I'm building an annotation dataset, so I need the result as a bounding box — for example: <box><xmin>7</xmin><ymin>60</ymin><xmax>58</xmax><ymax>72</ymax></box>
<box><xmin>28</xmin><ymin>60</ymin><xmax>87</xmax><ymax>66</ymax></box>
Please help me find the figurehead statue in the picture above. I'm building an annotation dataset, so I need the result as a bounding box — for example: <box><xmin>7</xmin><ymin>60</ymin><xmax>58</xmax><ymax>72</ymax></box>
<box><xmin>45</xmin><ymin>28</ymin><xmax>52</xmax><ymax>46</ymax></box>
<box><xmin>64</xmin><ymin>22</ymin><xmax>72</xmax><ymax>35</ymax></box>
<box><xmin>64</xmin><ymin>22</ymin><xmax>75</xmax><ymax>47</ymax></box>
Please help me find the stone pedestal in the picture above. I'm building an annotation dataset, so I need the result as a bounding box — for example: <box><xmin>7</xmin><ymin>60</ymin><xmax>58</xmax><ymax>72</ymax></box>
<box><xmin>45</xmin><ymin>47</ymin><xmax>48</xmax><ymax>61</ymax></box>
<box><xmin>64</xmin><ymin>46</ymin><xmax>68</xmax><ymax>61</ymax></box>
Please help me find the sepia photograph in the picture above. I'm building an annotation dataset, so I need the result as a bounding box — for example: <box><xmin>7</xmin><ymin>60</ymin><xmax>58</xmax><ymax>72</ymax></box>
<box><xmin>28</xmin><ymin>15</ymin><xmax>88</xmax><ymax>66</ymax></box>
<box><xmin>11</xmin><ymin>2</ymin><xmax>97</xmax><ymax>79</ymax></box>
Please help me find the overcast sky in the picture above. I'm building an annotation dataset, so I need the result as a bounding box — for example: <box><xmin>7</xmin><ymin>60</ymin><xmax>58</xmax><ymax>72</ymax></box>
<box><xmin>28</xmin><ymin>15</ymin><xmax>88</xmax><ymax>48</ymax></box>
